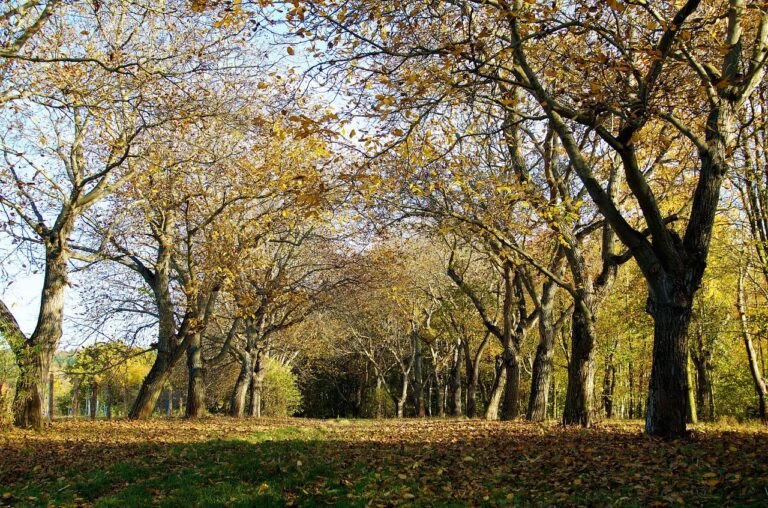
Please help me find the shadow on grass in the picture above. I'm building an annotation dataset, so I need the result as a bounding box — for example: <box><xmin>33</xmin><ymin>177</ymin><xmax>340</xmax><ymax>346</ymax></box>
<box><xmin>2</xmin><ymin>422</ymin><xmax>768</xmax><ymax>507</ymax></box>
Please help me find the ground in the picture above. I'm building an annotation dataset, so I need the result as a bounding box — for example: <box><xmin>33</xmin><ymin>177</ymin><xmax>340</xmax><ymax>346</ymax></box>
<box><xmin>1</xmin><ymin>418</ymin><xmax>767</xmax><ymax>507</ymax></box>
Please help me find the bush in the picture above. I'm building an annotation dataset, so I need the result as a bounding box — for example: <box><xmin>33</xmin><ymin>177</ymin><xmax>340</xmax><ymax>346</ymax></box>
<box><xmin>360</xmin><ymin>386</ymin><xmax>396</xmax><ymax>418</ymax></box>
<box><xmin>261</xmin><ymin>358</ymin><xmax>302</xmax><ymax>417</ymax></box>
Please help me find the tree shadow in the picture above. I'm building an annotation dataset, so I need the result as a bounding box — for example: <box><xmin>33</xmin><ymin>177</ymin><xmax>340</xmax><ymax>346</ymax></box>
<box><xmin>1</xmin><ymin>420</ymin><xmax>767</xmax><ymax>506</ymax></box>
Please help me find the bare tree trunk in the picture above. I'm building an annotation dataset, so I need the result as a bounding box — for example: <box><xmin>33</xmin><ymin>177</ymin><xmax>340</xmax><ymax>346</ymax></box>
<box><xmin>527</xmin><ymin>291</ymin><xmax>556</xmax><ymax>421</ymax></box>
<box><xmin>563</xmin><ymin>304</ymin><xmax>596</xmax><ymax>427</ymax></box>
<box><xmin>249</xmin><ymin>351</ymin><xmax>265</xmax><ymax>418</ymax></box>
<box><xmin>738</xmin><ymin>271</ymin><xmax>768</xmax><ymax>422</ymax></box>
<box><xmin>602</xmin><ymin>356</ymin><xmax>616</xmax><ymax>419</ymax></box>
<box><xmin>450</xmin><ymin>342</ymin><xmax>462</xmax><ymax>417</ymax></box>
<box><xmin>485</xmin><ymin>358</ymin><xmax>506</xmax><ymax>420</ymax></box>
<box><xmin>230</xmin><ymin>353</ymin><xmax>251</xmax><ymax>417</ymax></box>
<box><xmin>105</xmin><ymin>385</ymin><xmax>112</xmax><ymax>420</ymax></box>
<box><xmin>413</xmin><ymin>333</ymin><xmax>425</xmax><ymax>417</ymax></box>
<box><xmin>90</xmin><ymin>381</ymin><xmax>98</xmax><ymax>420</ymax></box>
<box><xmin>435</xmin><ymin>372</ymin><xmax>445</xmax><ymax>417</ymax></box>
<box><xmin>501</xmin><ymin>351</ymin><xmax>522</xmax><ymax>420</ymax></box>
<box><xmin>645</xmin><ymin>299</ymin><xmax>692</xmax><ymax>439</ymax></box>
<box><xmin>12</xmin><ymin>245</ymin><xmax>69</xmax><ymax>429</ymax></box>
<box><xmin>130</xmin><ymin>352</ymin><xmax>178</xmax><ymax>419</ymax></box>
<box><xmin>185</xmin><ymin>332</ymin><xmax>206</xmax><ymax>418</ymax></box>
<box><xmin>691</xmin><ymin>327</ymin><xmax>715</xmax><ymax>421</ymax></box>
<box><xmin>72</xmin><ymin>377</ymin><xmax>79</xmax><ymax>419</ymax></box>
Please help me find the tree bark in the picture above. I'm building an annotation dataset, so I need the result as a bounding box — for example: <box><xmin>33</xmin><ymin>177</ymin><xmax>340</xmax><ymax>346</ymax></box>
<box><xmin>90</xmin><ymin>381</ymin><xmax>98</xmax><ymax>420</ymax></box>
<box><xmin>450</xmin><ymin>341</ymin><xmax>462</xmax><ymax>417</ymax></box>
<box><xmin>130</xmin><ymin>352</ymin><xmax>178</xmax><ymax>419</ymax></box>
<box><xmin>527</xmin><ymin>287</ymin><xmax>557</xmax><ymax>421</ymax></box>
<box><xmin>737</xmin><ymin>271</ymin><xmax>768</xmax><ymax>422</ymax></box>
<box><xmin>12</xmin><ymin>243</ymin><xmax>69</xmax><ymax>429</ymax></box>
<box><xmin>105</xmin><ymin>385</ymin><xmax>112</xmax><ymax>420</ymax></box>
<box><xmin>485</xmin><ymin>357</ymin><xmax>506</xmax><ymax>420</ymax></box>
<box><xmin>563</xmin><ymin>304</ymin><xmax>596</xmax><ymax>427</ymax></box>
<box><xmin>435</xmin><ymin>372</ymin><xmax>445</xmax><ymax>417</ymax></box>
<box><xmin>686</xmin><ymin>351</ymin><xmax>698</xmax><ymax>424</ymax></box>
<box><xmin>501</xmin><ymin>352</ymin><xmax>522</xmax><ymax>420</ymax></box>
<box><xmin>249</xmin><ymin>350</ymin><xmax>265</xmax><ymax>417</ymax></box>
<box><xmin>645</xmin><ymin>298</ymin><xmax>693</xmax><ymax>439</ymax></box>
<box><xmin>72</xmin><ymin>376</ymin><xmax>79</xmax><ymax>419</ymax></box>
<box><xmin>602</xmin><ymin>355</ymin><xmax>616</xmax><ymax>419</ymax></box>
<box><xmin>413</xmin><ymin>332</ymin><xmax>425</xmax><ymax>417</ymax></box>
<box><xmin>185</xmin><ymin>332</ymin><xmax>206</xmax><ymax>418</ymax></box>
<box><xmin>230</xmin><ymin>353</ymin><xmax>252</xmax><ymax>417</ymax></box>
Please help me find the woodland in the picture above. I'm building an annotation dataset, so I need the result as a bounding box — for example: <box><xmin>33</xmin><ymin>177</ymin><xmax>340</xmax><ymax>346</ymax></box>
<box><xmin>1</xmin><ymin>0</ymin><xmax>768</xmax><ymax>506</ymax></box>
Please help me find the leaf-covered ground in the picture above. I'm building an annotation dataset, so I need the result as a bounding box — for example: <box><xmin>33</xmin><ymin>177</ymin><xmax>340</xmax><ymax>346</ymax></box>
<box><xmin>1</xmin><ymin>418</ymin><xmax>767</xmax><ymax>507</ymax></box>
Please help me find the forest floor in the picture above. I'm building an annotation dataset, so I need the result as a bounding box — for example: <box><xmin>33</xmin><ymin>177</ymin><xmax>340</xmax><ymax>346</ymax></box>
<box><xmin>1</xmin><ymin>417</ymin><xmax>767</xmax><ymax>507</ymax></box>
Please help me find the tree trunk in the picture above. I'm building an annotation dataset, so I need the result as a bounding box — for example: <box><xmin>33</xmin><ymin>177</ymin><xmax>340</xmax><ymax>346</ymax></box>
<box><xmin>413</xmin><ymin>332</ymin><xmax>425</xmax><ymax>417</ymax></box>
<box><xmin>485</xmin><ymin>357</ymin><xmax>506</xmax><ymax>420</ymax></box>
<box><xmin>230</xmin><ymin>353</ymin><xmax>252</xmax><ymax>417</ymax></box>
<box><xmin>12</xmin><ymin>245</ymin><xmax>69</xmax><ymax>429</ymax></box>
<box><xmin>130</xmin><ymin>353</ymin><xmax>177</xmax><ymax>419</ymax></box>
<box><xmin>687</xmin><ymin>351</ymin><xmax>698</xmax><ymax>424</ymax></box>
<box><xmin>645</xmin><ymin>300</ymin><xmax>692</xmax><ymax>439</ymax></box>
<box><xmin>450</xmin><ymin>342</ymin><xmax>462</xmax><ymax>417</ymax></box>
<box><xmin>435</xmin><ymin>373</ymin><xmax>445</xmax><ymax>417</ymax></box>
<box><xmin>527</xmin><ymin>303</ymin><xmax>556</xmax><ymax>421</ymax></box>
<box><xmin>72</xmin><ymin>377</ymin><xmax>79</xmax><ymax>419</ymax></box>
<box><xmin>500</xmin><ymin>351</ymin><xmax>522</xmax><ymax>420</ymax></box>
<box><xmin>691</xmin><ymin>329</ymin><xmax>715</xmax><ymax>421</ymax></box>
<box><xmin>602</xmin><ymin>356</ymin><xmax>616</xmax><ymax>419</ymax></box>
<box><xmin>185</xmin><ymin>332</ymin><xmax>206</xmax><ymax>418</ymax></box>
<box><xmin>249</xmin><ymin>351</ymin><xmax>265</xmax><ymax>417</ymax></box>
<box><xmin>465</xmin><ymin>349</ymin><xmax>479</xmax><ymax>419</ymax></box>
<box><xmin>563</xmin><ymin>305</ymin><xmax>596</xmax><ymax>427</ymax></box>
<box><xmin>166</xmin><ymin>388</ymin><xmax>173</xmax><ymax>417</ymax></box>
<box><xmin>738</xmin><ymin>271</ymin><xmax>768</xmax><ymax>422</ymax></box>
<box><xmin>90</xmin><ymin>381</ymin><xmax>98</xmax><ymax>420</ymax></box>
<box><xmin>105</xmin><ymin>385</ymin><xmax>112</xmax><ymax>420</ymax></box>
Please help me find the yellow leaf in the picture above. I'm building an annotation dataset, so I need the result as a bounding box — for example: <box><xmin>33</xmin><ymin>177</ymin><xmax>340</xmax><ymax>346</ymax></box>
<box><xmin>287</xmin><ymin>47</ymin><xmax>295</xmax><ymax>55</ymax></box>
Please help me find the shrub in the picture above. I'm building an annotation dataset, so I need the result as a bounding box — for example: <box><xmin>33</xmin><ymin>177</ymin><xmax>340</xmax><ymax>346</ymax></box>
<box><xmin>261</xmin><ymin>358</ymin><xmax>302</xmax><ymax>417</ymax></box>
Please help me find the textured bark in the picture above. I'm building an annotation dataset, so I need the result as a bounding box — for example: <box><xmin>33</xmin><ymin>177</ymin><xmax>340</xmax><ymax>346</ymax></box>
<box><xmin>413</xmin><ymin>332</ymin><xmax>425</xmax><ymax>417</ymax></box>
<box><xmin>185</xmin><ymin>332</ymin><xmax>206</xmax><ymax>418</ymax></box>
<box><xmin>485</xmin><ymin>358</ymin><xmax>506</xmax><ymax>420</ymax></box>
<box><xmin>501</xmin><ymin>352</ymin><xmax>522</xmax><ymax>420</ymax></box>
<box><xmin>738</xmin><ymin>271</ymin><xmax>768</xmax><ymax>422</ymax></box>
<box><xmin>71</xmin><ymin>377</ymin><xmax>79</xmax><ymax>419</ymax></box>
<box><xmin>602</xmin><ymin>355</ymin><xmax>616</xmax><ymax>419</ymax></box>
<box><xmin>645</xmin><ymin>299</ymin><xmax>693</xmax><ymax>439</ymax></box>
<box><xmin>435</xmin><ymin>372</ymin><xmax>446</xmax><ymax>417</ymax></box>
<box><xmin>563</xmin><ymin>305</ymin><xmax>596</xmax><ymax>427</ymax></box>
<box><xmin>463</xmin><ymin>332</ymin><xmax>490</xmax><ymax>419</ymax></box>
<box><xmin>230</xmin><ymin>353</ymin><xmax>252</xmax><ymax>417</ymax></box>
<box><xmin>450</xmin><ymin>342</ymin><xmax>462</xmax><ymax>417</ymax></box>
<box><xmin>130</xmin><ymin>351</ymin><xmax>178</xmax><ymax>419</ymax></box>
<box><xmin>249</xmin><ymin>350</ymin><xmax>265</xmax><ymax>418</ymax></box>
<box><xmin>12</xmin><ymin>241</ymin><xmax>70</xmax><ymax>429</ymax></box>
<box><xmin>527</xmin><ymin>279</ymin><xmax>558</xmax><ymax>421</ymax></box>
<box><xmin>89</xmin><ymin>381</ymin><xmax>98</xmax><ymax>420</ymax></box>
<box><xmin>691</xmin><ymin>338</ymin><xmax>715</xmax><ymax>421</ymax></box>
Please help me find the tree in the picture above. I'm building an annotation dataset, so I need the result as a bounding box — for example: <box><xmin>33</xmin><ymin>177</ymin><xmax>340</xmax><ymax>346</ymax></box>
<box><xmin>284</xmin><ymin>0</ymin><xmax>768</xmax><ymax>438</ymax></box>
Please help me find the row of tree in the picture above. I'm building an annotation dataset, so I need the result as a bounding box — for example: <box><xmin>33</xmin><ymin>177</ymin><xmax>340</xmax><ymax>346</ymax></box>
<box><xmin>0</xmin><ymin>1</ymin><xmax>766</xmax><ymax>440</ymax></box>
